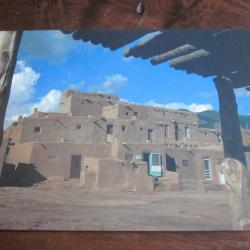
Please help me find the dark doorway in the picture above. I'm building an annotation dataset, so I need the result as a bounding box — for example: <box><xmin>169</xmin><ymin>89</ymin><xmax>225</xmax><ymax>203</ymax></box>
<box><xmin>70</xmin><ymin>155</ymin><xmax>81</xmax><ymax>178</ymax></box>
<box><xmin>166</xmin><ymin>154</ymin><xmax>177</xmax><ymax>172</ymax></box>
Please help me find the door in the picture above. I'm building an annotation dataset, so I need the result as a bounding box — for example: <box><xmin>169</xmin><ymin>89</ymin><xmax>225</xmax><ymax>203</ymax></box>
<box><xmin>148</xmin><ymin>153</ymin><xmax>163</xmax><ymax>177</ymax></box>
<box><xmin>219</xmin><ymin>171</ymin><xmax>226</xmax><ymax>185</ymax></box>
<box><xmin>70</xmin><ymin>155</ymin><xmax>81</xmax><ymax>179</ymax></box>
<box><xmin>166</xmin><ymin>154</ymin><xmax>177</xmax><ymax>172</ymax></box>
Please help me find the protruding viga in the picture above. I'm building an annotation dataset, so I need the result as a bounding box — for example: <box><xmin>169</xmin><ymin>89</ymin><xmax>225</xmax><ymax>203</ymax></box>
<box><xmin>0</xmin><ymin>31</ymin><xmax>22</xmax><ymax>147</ymax></box>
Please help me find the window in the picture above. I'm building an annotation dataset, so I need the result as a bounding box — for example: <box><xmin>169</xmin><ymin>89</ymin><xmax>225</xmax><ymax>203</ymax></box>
<box><xmin>184</xmin><ymin>127</ymin><xmax>190</xmax><ymax>139</ymax></box>
<box><xmin>76</xmin><ymin>124</ymin><xmax>82</xmax><ymax>130</ymax></box>
<box><xmin>182</xmin><ymin>160</ymin><xmax>189</xmax><ymax>166</ymax></box>
<box><xmin>152</xmin><ymin>153</ymin><xmax>161</xmax><ymax>165</ymax></box>
<box><xmin>121</xmin><ymin>125</ymin><xmax>126</xmax><ymax>131</ymax></box>
<box><xmin>126</xmin><ymin>112</ymin><xmax>129</xmax><ymax>116</ymax></box>
<box><xmin>174</xmin><ymin>122</ymin><xmax>179</xmax><ymax>141</ymax></box>
<box><xmin>140</xmin><ymin>127</ymin><xmax>143</xmax><ymax>131</ymax></box>
<box><xmin>203</xmin><ymin>157</ymin><xmax>212</xmax><ymax>180</ymax></box>
<box><xmin>133</xmin><ymin>111</ymin><xmax>139</xmax><ymax>119</ymax></box>
<box><xmin>164</xmin><ymin>125</ymin><xmax>169</xmax><ymax>137</ymax></box>
<box><xmin>48</xmin><ymin>155</ymin><xmax>57</xmax><ymax>164</ymax></box>
<box><xmin>135</xmin><ymin>154</ymin><xmax>142</xmax><ymax>160</ymax></box>
<box><xmin>107</xmin><ymin>124</ymin><xmax>113</xmax><ymax>135</ymax></box>
<box><xmin>34</xmin><ymin>127</ymin><xmax>41</xmax><ymax>133</ymax></box>
<box><xmin>217</xmin><ymin>159</ymin><xmax>223</xmax><ymax>165</ymax></box>
<box><xmin>148</xmin><ymin>129</ymin><xmax>154</xmax><ymax>141</ymax></box>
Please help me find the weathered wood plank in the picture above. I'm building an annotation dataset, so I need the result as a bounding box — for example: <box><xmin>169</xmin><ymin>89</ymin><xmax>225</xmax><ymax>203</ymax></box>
<box><xmin>0</xmin><ymin>31</ymin><xmax>22</xmax><ymax>147</ymax></box>
<box><xmin>151</xmin><ymin>44</ymin><xmax>196</xmax><ymax>65</ymax></box>
<box><xmin>0</xmin><ymin>0</ymin><xmax>250</xmax><ymax>29</ymax></box>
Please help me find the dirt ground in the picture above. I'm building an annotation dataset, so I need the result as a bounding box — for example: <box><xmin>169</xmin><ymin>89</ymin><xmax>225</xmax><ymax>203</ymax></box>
<box><xmin>0</xmin><ymin>181</ymin><xmax>233</xmax><ymax>231</ymax></box>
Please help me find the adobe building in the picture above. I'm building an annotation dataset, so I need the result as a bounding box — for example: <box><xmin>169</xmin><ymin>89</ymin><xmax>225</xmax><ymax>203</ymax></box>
<box><xmin>1</xmin><ymin>89</ymin><xmax>250</xmax><ymax>191</ymax></box>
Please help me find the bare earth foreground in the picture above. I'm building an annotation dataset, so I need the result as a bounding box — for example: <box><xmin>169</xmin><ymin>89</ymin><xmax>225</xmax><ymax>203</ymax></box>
<box><xmin>0</xmin><ymin>181</ymin><xmax>233</xmax><ymax>231</ymax></box>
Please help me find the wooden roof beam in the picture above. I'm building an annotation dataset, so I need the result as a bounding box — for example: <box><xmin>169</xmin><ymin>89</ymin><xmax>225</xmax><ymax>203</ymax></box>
<box><xmin>151</xmin><ymin>44</ymin><xmax>196</xmax><ymax>65</ymax></box>
<box><xmin>170</xmin><ymin>49</ymin><xmax>210</xmax><ymax>66</ymax></box>
<box><xmin>123</xmin><ymin>32</ymin><xmax>163</xmax><ymax>58</ymax></box>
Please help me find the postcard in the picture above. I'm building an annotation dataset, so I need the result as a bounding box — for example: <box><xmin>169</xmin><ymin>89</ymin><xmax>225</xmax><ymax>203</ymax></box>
<box><xmin>0</xmin><ymin>29</ymin><xmax>249</xmax><ymax>231</ymax></box>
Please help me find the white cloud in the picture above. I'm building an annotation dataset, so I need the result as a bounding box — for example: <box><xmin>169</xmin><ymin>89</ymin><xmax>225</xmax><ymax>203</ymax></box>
<box><xmin>31</xmin><ymin>90</ymin><xmax>61</xmax><ymax>113</ymax></box>
<box><xmin>91</xmin><ymin>74</ymin><xmax>128</xmax><ymax>93</ymax></box>
<box><xmin>10</xmin><ymin>61</ymin><xmax>40</xmax><ymax>104</ymax></box>
<box><xmin>145</xmin><ymin>100</ymin><xmax>213</xmax><ymax>113</ymax></box>
<box><xmin>5</xmin><ymin>61</ymin><xmax>61</xmax><ymax>127</ymax></box>
<box><xmin>69</xmin><ymin>80</ymin><xmax>85</xmax><ymax>90</ymax></box>
<box><xmin>199</xmin><ymin>91</ymin><xmax>217</xmax><ymax>98</ymax></box>
<box><xmin>21</xmin><ymin>30</ymin><xmax>94</xmax><ymax>63</ymax></box>
<box><xmin>121</xmin><ymin>56</ymin><xmax>133</xmax><ymax>63</ymax></box>
<box><xmin>235</xmin><ymin>88</ymin><xmax>250</xmax><ymax>97</ymax></box>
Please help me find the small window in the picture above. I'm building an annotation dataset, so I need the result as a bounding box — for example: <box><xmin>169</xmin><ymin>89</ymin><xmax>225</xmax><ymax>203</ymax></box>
<box><xmin>217</xmin><ymin>159</ymin><xmax>223</xmax><ymax>165</ymax></box>
<box><xmin>148</xmin><ymin>129</ymin><xmax>154</xmax><ymax>141</ymax></box>
<box><xmin>182</xmin><ymin>160</ymin><xmax>189</xmax><ymax>166</ymax></box>
<box><xmin>164</xmin><ymin>125</ymin><xmax>169</xmax><ymax>137</ymax></box>
<box><xmin>34</xmin><ymin>127</ymin><xmax>41</xmax><ymax>133</ymax></box>
<box><xmin>126</xmin><ymin>112</ymin><xmax>129</xmax><ymax>116</ymax></box>
<box><xmin>121</xmin><ymin>125</ymin><xmax>126</xmax><ymax>131</ymax></box>
<box><xmin>140</xmin><ymin>127</ymin><xmax>143</xmax><ymax>131</ymax></box>
<box><xmin>135</xmin><ymin>154</ymin><xmax>142</xmax><ymax>160</ymax></box>
<box><xmin>76</xmin><ymin>124</ymin><xmax>82</xmax><ymax>130</ymax></box>
<box><xmin>185</xmin><ymin>127</ymin><xmax>190</xmax><ymax>139</ymax></box>
<box><xmin>133</xmin><ymin>111</ymin><xmax>139</xmax><ymax>119</ymax></box>
<box><xmin>48</xmin><ymin>155</ymin><xmax>57</xmax><ymax>164</ymax></box>
<box><xmin>107</xmin><ymin>124</ymin><xmax>113</xmax><ymax>135</ymax></box>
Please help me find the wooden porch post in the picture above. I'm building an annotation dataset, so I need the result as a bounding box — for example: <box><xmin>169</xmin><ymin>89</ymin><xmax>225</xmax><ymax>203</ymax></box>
<box><xmin>214</xmin><ymin>76</ymin><xmax>249</xmax><ymax>230</ymax></box>
<box><xmin>0</xmin><ymin>31</ymin><xmax>22</xmax><ymax>147</ymax></box>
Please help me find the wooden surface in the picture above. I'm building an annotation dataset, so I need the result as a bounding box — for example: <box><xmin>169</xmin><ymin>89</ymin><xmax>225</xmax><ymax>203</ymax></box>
<box><xmin>0</xmin><ymin>231</ymin><xmax>250</xmax><ymax>250</ymax></box>
<box><xmin>0</xmin><ymin>0</ymin><xmax>250</xmax><ymax>29</ymax></box>
<box><xmin>1</xmin><ymin>0</ymin><xmax>250</xmax><ymax>249</ymax></box>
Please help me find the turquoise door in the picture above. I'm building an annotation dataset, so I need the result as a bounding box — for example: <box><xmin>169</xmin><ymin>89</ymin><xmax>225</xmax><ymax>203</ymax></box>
<box><xmin>148</xmin><ymin>153</ymin><xmax>163</xmax><ymax>177</ymax></box>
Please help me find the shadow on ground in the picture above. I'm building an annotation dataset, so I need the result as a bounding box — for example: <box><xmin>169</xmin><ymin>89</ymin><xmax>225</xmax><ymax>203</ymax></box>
<box><xmin>0</xmin><ymin>163</ymin><xmax>46</xmax><ymax>187</ymax></box>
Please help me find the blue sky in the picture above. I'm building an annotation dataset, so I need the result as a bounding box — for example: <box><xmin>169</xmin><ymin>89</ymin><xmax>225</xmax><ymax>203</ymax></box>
<box><xmin>5</xmin><ymin>30</ymin><xmax>250</xmax><ymax>126</ymax></box>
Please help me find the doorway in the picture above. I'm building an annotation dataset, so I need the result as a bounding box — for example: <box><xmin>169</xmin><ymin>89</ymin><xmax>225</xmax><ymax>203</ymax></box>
<box><xmin>166</xmin><ymin>154</ymin><xmax>177</xmax><ymax>172</ymax></box>
<box><xmin>70</xmin><ymin>155</ymin><xmax>81</xmax><ymax>178</ymax></box>
<box><xmin>219</xmin><ymin>171</ymin><xmax>226</xmax><ymax>185</ymax></box>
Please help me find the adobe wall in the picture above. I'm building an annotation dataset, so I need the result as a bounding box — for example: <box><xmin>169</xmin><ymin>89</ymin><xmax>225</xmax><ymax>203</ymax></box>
<box><xmin>5</xmin><ymin>142</ymin><xmax>34</xmax><ymax>166</ymax></box>
<box><xmin>6</xmin><ymin>142</ymin><xmax>111</xmax><ymax>179</ymax></box>
<box><xmin>60</xmin><ymin>90</ymin><xmax>119</xmax><ymax>116</ymax></box>
<box><xmin>116</xmin><ymin>103</ymin><xmax>198</xmax><ymax>124</ymax></box>
<box><xmin>19</xmin><ymin>117</ymin><xmax>109</xmax><ymax>144</ymax></box>
<box><xmin>82</xmin><ymin>157</ymin><xmax>153</xmax><ymax>192</ymax></box>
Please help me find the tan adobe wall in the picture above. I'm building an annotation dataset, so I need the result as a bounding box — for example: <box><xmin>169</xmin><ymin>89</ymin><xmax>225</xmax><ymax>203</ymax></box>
<box><xmin>82</xmin><ymin>157</ymin><xmax>153</xmax><ymax>192</ymax></box>
<box><xmin>112</xmin><ymin>142</ymin><xmax>224</xmax><ymax>188</ymax></box>
<box><xmin>5</xmin><ymin>142</ymin><xmax>111</xmax><ymax>179</ymax></box>
<box><xmin>4</xmin><ymin>119</ymin><xmax>23</xmax><ymax>144</ymax></box>
<box><xmin>117</xmin><ymin>103</ymin><xmax>198</xmax><ymax>124</ymax></box>
<box><xmin>5</xmin><ymin>142</ymin><xmax>34</xmax><ymax>166</ymax></box>
<box><xmin>29</xmin><ymin>143</ymin><xmax>111</xmax><ymax>178</ymax></box>
<box><xmin>19</xmin><ymin>117</ymin><xmax>109</xmax><ymax>144</ymax></box>
<box><xmin>60</xmin><ymin>89</ymin><xmax>119</xmax><ymax>116</ymax></box>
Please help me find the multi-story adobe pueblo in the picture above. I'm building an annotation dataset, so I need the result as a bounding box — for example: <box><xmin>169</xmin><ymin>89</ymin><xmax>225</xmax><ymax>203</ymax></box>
<box><xmin>1</xmin><ymin>89</ymin><xmax>250</xmax><ymax>191</ymax></box>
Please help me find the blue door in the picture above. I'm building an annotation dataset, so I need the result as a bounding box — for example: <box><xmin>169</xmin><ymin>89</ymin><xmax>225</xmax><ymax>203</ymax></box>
<box><xmin>148</xmin><ymin>153</ymin><xmax>163</xmax><ymax>177</ymax></box>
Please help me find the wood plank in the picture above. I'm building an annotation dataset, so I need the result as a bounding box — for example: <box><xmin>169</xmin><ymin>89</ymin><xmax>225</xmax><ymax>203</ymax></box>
<box><xmin>1</xmin><ymin>231</ymin><xmax>250</xmax><ymax>250</ymax></box>
<box><xmin>1</xmin><ymin>0</ymin><xmax>250</xmax><ymax>29</ymax></box>
<box><xmin>151</xmin><ymin>44</ymin><xmax>196</xmax><ymax>65</ymax></box>
<box><xmin>170</xmin><ymin>49</ymin><xmax>210</xmax><ymax>66</ymax></box>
